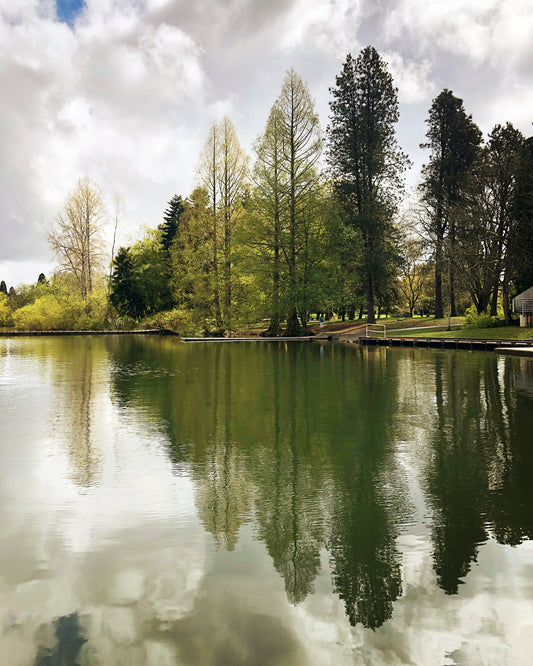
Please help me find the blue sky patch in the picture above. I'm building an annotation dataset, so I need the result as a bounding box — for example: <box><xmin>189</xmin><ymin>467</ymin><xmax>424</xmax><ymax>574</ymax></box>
<box><xmin>56</xmin><ymin>0</ymin><xmax>85</xmax><ymax>26</ymax></box>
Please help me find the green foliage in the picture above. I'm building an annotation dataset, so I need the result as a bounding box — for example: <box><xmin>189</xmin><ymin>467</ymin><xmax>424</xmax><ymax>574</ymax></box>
<box><xmin>0</xmin><ymin>293</ymin><xmax>13</xmax><ymax>326</ymax></box>
<box><xmin>12</xmin><ymin>285</ymin><xmax>109</xmax><ymax>331</ymax></box>
<box><xmin>110</xmin><ymin>246</ymin><xmax>145</xmax><ymax>319</ymax></box>
<box><xmin>197</xmin><ymin>117</ymin><xmax>249</xmax><ymax>329</ymax></box>
<box><xmin>511</xmin><ymin>136</ymin><xmax>533</xmax><ymax>294</ymax></box>
<box><xmin>143</xmin><ymin>308</ymin><xmax>197</xmax><ymax>335</ymax></box>
<box><xmin>327</xmin><ymin>47</ymin><xmax>409</xmax><ymax>323</ymax></box>
<box><xmin>419</xmin><ymin>89</ymin><xmax>482</xmax><ymax>318</ymax></box>
<box><xmin>159</xmin><ymin>194</ymin><xmax>185</xmax><ymax>253</ymax></box>
<box><xmin>462</xmin><ymin>305</ymin><xmax>501</xmax><ymax>329</ymax></box>
<box><xmin>110</xmin><ymin>228</ymin><xmax>173</xmax><ymax>321</ymax></box>
<box><xmin>170</xmin><ymin>188</ymin><xmax>218</xmax><ymax>331</ymax></box>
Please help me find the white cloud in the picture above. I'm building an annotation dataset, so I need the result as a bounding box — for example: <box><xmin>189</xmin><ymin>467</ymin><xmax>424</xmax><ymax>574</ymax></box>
<box><xmin>0</xmin><ymin>0</ymin><xmax>208</xmax><ymax>275</ymax></box>
<box><xmin>384</xmin><ymin>52</ymin><xmax>436</xmax><ymax>104</ymax></box>
<box><xmin>280</xmin><ymin>0</ymin><xmax>363</xmax><ymax>56</ymax></box>
<box><xmin>384</xmin><ymin>0</ymin><xmax>533</xmax><ymax>69</ymax></box>
<box><xmin>0</xmin><ymin>0</ymin><xmax>532</xmax><ymax>284</ymax></box>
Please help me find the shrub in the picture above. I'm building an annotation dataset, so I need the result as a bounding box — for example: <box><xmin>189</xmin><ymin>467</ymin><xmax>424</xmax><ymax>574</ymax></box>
<box><xmin>12</xmin><ymin>289</ymin><xmax>110</xmax><ymax>331</ymax></box>
<box><xmin>0</xmin><ymin>293</ymin><xmax>13</xmax><ymax>327</ymax></box>
<box><xmin>463</xmin><ymin>305</ymin><xmax>501</xmax><ymax>329</ymax></box>
<box><xmin>144</xmin><ymin>308</ymin><xmax>197</xmax><ymax>335</ymax></box>
<box><xmin>13</xmin><ymin>294</ymin><xmax>82</xmax><ymax>330</ymax></box>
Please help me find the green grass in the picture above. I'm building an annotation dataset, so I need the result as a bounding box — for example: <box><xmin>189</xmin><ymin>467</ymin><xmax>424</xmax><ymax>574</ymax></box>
<box><xmin>383</xmin><ymin>316</ymin><xmax>465</xmax><ymax>330</ymax></box>
<box><xmin>406</xmin><ymin>326</ymin><xmax>533</xmax><ymax>340</ymax></box>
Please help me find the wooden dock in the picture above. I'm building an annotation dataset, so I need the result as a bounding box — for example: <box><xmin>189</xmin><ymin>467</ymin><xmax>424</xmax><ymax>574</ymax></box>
<box><xmin>181</xmin><ymin>336</ymin><xmax>315</xmax><ymax>342</ymax></box>
<box><xmin>338</xmin><ymin>335</ymin><xmax>533</xmax><ymax>354</ymax></box>
<box><xmin>495</xmin><ymin>346</ymin><xmax>533</xmax><ymax>357</ymax></box>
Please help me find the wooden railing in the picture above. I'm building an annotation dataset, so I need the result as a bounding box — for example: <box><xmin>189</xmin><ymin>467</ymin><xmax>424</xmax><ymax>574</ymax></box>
<box><xmin>365</xmin><ymin>324</ymin><xmax>386</xmax><ymax>338</ymax></box>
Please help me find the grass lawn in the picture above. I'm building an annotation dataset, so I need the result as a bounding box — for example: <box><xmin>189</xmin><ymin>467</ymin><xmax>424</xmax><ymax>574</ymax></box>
<box><xmin>406</xmin><ymin>326</ymin><xmax>533</xmax><ymax>340</ymax></box>
<box><xmin>383</xmin><ymin>316</ymin><xmax>465</xmax><ymax>330</ymax></box>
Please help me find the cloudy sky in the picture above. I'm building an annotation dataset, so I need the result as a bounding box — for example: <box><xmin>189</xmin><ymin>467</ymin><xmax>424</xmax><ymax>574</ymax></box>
<box><xmin>0</xmin><ymin>0</ymin><xmax>532</xmax><ymax>287</ymax></box>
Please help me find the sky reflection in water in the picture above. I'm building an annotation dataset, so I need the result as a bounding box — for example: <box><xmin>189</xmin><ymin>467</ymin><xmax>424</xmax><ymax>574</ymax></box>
<box><xmin>1</xmin><ymin>336</ymin><xmax>533</xmax><ymax>665</ymax></box>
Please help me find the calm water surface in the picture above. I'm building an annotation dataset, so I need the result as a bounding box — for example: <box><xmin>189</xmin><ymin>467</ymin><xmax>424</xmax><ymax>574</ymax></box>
<box><xmin>1</xmin><ymin>336</ymin><xmax>533</xmax><ymax>665</ymax></box>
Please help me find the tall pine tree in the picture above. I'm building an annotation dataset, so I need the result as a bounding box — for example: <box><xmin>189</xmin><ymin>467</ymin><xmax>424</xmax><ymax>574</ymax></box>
<box><xmin>160</xmin><ymin>195</ymin><xmax>185</xmax><ymax>253</ymax></box>
<box><xmin>420</xmin><ymin>90</ymin><xmax>482</xmax><ymax>318</ymax></box>
<box><xmin>327</xmin><ymin>47</ymin><xmax>409</xmax><ymax>323</ymax></box>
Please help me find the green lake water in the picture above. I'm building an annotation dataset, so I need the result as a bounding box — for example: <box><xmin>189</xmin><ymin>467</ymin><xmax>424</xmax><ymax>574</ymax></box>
<box><xmin>1</xmin><ymin>336</ymin><xmax>533</xmax><ymax>665</ymax></box>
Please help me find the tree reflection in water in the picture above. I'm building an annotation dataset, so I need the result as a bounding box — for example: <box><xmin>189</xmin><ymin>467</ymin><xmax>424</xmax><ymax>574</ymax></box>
<box><xmin>427</xmin><ymin>352</ymin><xmax>533</xmax><ymax>593</ymax></box>
<box><xmin>4</xmin><ymin>336</ymin><xmax>533</xmax><ymax>664</ymax></box>
<box><xmin>108</xmin><ymin>340</ymin><xmax>403</xmax><ymax>628</ymax></box>
<box><xmin>33</xmin><ymin>612</ymin><xmax>88</xmax><ymax>666</ymax></box>
<box><xmin>105</xmin><ymin>338</ymin><xmax>533</xmax><ymax>630</ymax></box>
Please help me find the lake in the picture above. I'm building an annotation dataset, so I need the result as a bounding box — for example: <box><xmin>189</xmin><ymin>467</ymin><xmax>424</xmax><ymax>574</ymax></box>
<box><xmin>1</xmin><ymin>335</ymin><xmax>533</xmax><ymax>665</ymax></box>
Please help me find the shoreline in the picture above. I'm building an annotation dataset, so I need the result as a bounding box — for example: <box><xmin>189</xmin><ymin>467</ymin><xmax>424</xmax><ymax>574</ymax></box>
<box><xmin>2</xmin><ymin>330</ymin><xmax>533</xmax><ymax>356</ymax></box>
<box><xmin>0</xmin><ymin>328</ymin><xmax>173</xmax><ymax>337</ymax></box>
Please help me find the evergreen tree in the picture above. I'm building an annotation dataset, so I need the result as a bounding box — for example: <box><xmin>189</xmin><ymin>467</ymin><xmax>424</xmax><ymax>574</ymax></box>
<box><xmin>510</xmin><ymin>136</ymin><xmax>533</xmax><ymax>295</ymax></box>
<box><xmin>0</xmin><ymin>280</ymin><xmax>7</xmax><ymax>295</ymax></box>
<box><xmin>110</xmin><ymin>247</ymin><xmax>146</xmax><ymax>319</ymax></box>
<box><xmin>420</xmin><ymin>90</ymin><xmax>482</xmax><ymax>318</ymax></box>
<box><xmin>327</xmin><ymin>47</ymin><xmax>409</xmax><ymax>323</ymax></box>
<box><xmin>160</xmin><ymin>195</ymin><xmax>185</xmax><ymax>253</ymax></box>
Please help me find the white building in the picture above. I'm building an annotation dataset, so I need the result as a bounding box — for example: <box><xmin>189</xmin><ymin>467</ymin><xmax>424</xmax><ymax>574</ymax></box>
<box><xmin>512</xmin><ymin>286</ymin><xmax>533</xmax><ymax>327</ymax></box>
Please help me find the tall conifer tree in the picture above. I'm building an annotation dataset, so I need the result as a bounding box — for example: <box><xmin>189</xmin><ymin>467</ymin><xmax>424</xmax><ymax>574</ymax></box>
<box><xmin>327</xmin><ymin>47</ymin><xmax>408</xmax><ymax>323</ymax></box>
<box><xmin>420</xmin><ymin>90</ymin><xmax>482</xmax><ymax>318</ymax></box>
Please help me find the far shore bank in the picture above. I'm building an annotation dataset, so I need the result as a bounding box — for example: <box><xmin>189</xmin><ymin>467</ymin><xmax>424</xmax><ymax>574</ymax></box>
<box><xmin>0</xmin><ymin>328</ymin><xmax>174</xmax><ymax>337</ymax></box>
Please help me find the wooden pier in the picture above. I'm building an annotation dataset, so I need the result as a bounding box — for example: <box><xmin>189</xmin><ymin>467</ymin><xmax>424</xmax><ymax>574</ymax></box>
<box><xmin>337</xmin><ymin>335</ymin><xmax>533</xmax><ymax>354</ymax></box>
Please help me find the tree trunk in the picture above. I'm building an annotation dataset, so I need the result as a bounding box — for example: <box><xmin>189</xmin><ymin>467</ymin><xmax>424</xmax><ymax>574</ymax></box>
<box><xmin>490</xmin><ymin>282</ymin><xmax>499</xmax><ymax>317</ymax></box>
<box><xmin>366</xmin><ymin>276</ymin><xmax>376</xmax><ymax>324</ymax></box>
<box><xmin>450</xmin><ymin>264</ymin><xmax>457</xmax><ymax>317</ymax></box>
<box><xmin>502</xmin><ymin>269</ymin><xmax>511</xmax><ymax>324</ymax></box>
<box><xmin>224</xmin><ymin>214</ymin><xmax>231</xmax><ymax>327</ymax></box>
<box><xmin>285</xmin><ymin>307</ymin><xmax>300</xmax><ymax>336</ymax></box>
<box><xmin>434</xmin><ymin>242</ymin><xmax>444</xmax><ymax>319</ymax></box>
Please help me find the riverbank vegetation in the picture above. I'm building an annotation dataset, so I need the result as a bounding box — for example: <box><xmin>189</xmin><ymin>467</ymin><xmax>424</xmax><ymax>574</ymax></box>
<box><xmin>1</xmin><ymin>46</ymin><xmax>532</xmax><ymax>336</ymax></box>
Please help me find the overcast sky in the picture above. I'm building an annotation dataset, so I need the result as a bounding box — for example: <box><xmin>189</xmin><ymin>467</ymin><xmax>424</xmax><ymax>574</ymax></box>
<box><xmin>0</xmin><ymin>0</ymin><xmax>532</xmax><ymax>287</ymax></box>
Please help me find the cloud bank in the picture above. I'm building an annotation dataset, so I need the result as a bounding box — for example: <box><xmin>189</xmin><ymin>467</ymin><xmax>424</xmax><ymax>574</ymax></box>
<box><xmin>0</xmin><ymin>0</ymin><xmax>531</xmax><ymax>285</ymax></box>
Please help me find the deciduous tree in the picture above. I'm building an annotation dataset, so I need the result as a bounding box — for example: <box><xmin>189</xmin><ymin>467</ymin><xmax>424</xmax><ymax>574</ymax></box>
<box><xmin>197</xmin><ymin>117</ymin><xmax>248</xmax><ymax>330</ymax></box>
<box><xmin>276</xmin><ymin>69</ymin><xmax>323</xmax><ymax>335</ymax></box>
<box><xmin>48</xmin><ymin>177</ymin><xmax>107</xmax><ymax>299</ymax></box>
<box><xmin>456</xmin><ymin>123</ymin><xmax>523</xmax><ymax>318</ymax></box>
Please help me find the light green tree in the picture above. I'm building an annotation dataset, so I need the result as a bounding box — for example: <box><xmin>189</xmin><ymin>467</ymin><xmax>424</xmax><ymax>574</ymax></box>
<box><xmin>197</xmin><ymin>117</ymin><xmax>248</xmax><ymax>331</ymax></box>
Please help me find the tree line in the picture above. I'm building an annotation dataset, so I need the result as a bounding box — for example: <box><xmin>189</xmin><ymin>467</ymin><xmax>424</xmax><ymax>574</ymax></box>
<box><xmin>2</xmin><ymin>46</ymin><xmax>532</xmax><ymax>333</ymax></box>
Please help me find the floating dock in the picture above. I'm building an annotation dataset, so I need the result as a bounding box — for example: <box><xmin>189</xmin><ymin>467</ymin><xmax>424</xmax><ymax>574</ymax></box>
<box><xmin>181</xmin><ymin>336</ymin><xmax>315</xmax><ymax>342</ymax></box>
<box><xmin>338</xmin><ymin>335</ymin><xmax>533</xmax><ymax>355</ymax></box>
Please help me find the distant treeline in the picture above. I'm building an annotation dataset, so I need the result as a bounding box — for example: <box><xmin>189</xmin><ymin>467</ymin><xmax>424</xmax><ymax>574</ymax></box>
<box><xmin>2</xmin><ymin>46</ymin><xmax>532</xmax><ymax>334</ymax></box>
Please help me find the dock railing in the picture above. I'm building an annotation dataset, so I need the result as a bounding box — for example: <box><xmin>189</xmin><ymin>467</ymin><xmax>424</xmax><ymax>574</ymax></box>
<box><xmin>365</xmin><ymin>323</ymin><xmax>386</xmax><ymax>338</ymax></box>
